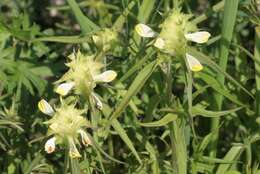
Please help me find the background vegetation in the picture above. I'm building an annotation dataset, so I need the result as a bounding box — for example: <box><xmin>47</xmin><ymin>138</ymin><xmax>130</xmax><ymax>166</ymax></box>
<box><xmin>0</xmin><ymin>0</ymin><xmax>259</xmax><ymax>173</ymax></box>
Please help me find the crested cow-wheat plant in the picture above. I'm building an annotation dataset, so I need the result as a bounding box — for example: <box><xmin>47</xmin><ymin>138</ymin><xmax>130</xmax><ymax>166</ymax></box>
<box><xmin>0</xmin><ymin>0</ymin><xmax>259</xmax><ymax>174</ymax></box>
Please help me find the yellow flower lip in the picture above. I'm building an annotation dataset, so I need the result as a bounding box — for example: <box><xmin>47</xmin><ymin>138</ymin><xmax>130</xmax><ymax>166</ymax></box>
<box><xmin>186</xmin><ymin>53</ymin><xmax>203</xmax><ymax>72</ymax></box>
<box><xmin>68</xmin><ymin>138</ymin><xmax>82</xmax><ymax>158</ymax></box>
<box><xmin>190</xmin><ymin>65</ymin><xmax>203</xmax><ymax>72</ymax></box>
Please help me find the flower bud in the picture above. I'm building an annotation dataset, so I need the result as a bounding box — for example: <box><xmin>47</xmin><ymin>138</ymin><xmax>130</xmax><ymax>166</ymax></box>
<box><xmin>78</xmin><ymin>130</ymin><xmax>92</xmax><ymax>146</ymax></box>
<box><xmin>45</xmin><ymin>137</ymin><xmax>56</xmax><ymax>154</ymax></box>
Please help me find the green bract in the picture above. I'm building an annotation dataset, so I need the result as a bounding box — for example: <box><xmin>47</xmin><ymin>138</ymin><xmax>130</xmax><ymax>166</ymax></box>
<box><xmin>92</xmin><ymin>28</ymin><xmax>120</xmax><ymax>52</ymax></box>
<box><xmin>57</xmin><ymin>51</ymin><xmax>103</xmax><ymax>97</ymax></box>
<box><xmin>46</xmin><ymin>103</ymin><xmax>88</xmax><ymax>138</ymax></box>
<box><xmin>158</xmin><ymin>10</ymin><xmax>197</xmax><ymax>56</ymax></box>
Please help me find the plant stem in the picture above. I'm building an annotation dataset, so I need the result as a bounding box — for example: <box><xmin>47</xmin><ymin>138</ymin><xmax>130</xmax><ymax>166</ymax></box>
<box><xmin>166</xmin><ymin>62</ymin><xmax>187</xmax><ymax>174</ymax></box>
<box><xmin>254</xmin><ymin>27</ymin><xmax>260</xmax><ymax>116</ymax></box>
<box><xmin>63</xmin><ymin>147</ymin><xmax>69</xmax><ymax>174</ymax></box>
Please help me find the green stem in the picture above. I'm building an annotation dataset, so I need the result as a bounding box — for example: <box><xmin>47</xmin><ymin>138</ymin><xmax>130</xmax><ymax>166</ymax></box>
<box><xmin>88</xmin><ymin>95</ymin><xmax>99</xmax><ymax>142</ymax></box>
<box><xmin>166</xmin><ymin>62</ymin><xmax>187</xmax><ymax>174</ymax></box>
<box><xmin>63</xmin><ymin>147</ymin><xmax>69</xmax><ymax>174</ymax></box>
<box><xmin>108</xmin><ymin>135</ymin><xmax>114</xmax><ymax>157</ymax></box>
<box><xmin>169</xmin><ymin>123</ymin><xmax>178</xmax><ymax>173</ymax></box>
<box><xmin>254</xmin><ymin>27</ymin><xmax>260</xmax><ymax>116</ymax></box>
<box><xmin>165</xmin><ymin>62</ymin><xmax>178</xmax><ymax>173</ymax></box>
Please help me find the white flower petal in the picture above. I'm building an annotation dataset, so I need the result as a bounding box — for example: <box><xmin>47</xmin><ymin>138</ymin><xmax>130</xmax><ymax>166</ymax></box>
<box><xmin>94</xmin><ymin>70</ymin><xmax>117</xmax><ymax>83</ymax></box>
<box><xmin>45</xmin><ymin>137</ymin><xmax>56</xmax><ymax>154</ymax></box>
<box><xmin>154</xmin><ymin>37</ymin><xmax>165</xmax><ymax>49</ymax></box>
<box><xmin>55</xmin><ymin>82</ymin><xmax>75</xmax><ymax>96</ymax></box>
<box><xmin>186</xmin><ymin>53</ymin><xmax>203</xmax><ymax>72</ymax></box>
<box><xmin>135</xmin><ymin>24</ymin><xmax>156</xmax><ymax>38</ymax></box>
<box><xmin>92</xmin><ymin>93</ymin><xmax>103</xmax><ymax>110</ymax></box>
<box><xmin>185</xmin><ymin>31</ymin><xmax>211</xmax><ymax>44</ymax></box>
<box><xmin>78</xmin><ymin>130</ymin><xmax>92</xmax><ymax>146</ymax></box>
<box><xmin>38</xmin><ymin>99</ymin><xmax>54</xmax><ymax>116</ymax></box>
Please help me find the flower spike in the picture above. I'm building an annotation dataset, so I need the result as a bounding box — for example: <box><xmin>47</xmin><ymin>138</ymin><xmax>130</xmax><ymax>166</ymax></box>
<box><xmin>55</xmin><ymin>82</ymin><xmax>75</xmax><ymax>96</ymax></box>
<box><xmin>185</xmin><ymin>31</ymin><xmax>211</xmax><ymax>44</ymax></box>
<box><xmin>45</xmin><ymin>137</ymin><xmax>56</xmax><ymax>154</ymax></box>
<box><xmin>186</xmin><ymin>53</ymin><xmax>203</xmax><ymax>72</ymax></box>
<box><xmin>38</xmin><ymin>99</ymin><xmax>54</xmax><ymax>116</ymax></box>
<box><xmin>135</xmin><ymin>24</ymin><xmax>156</xmax><ymax>38</ymax></box>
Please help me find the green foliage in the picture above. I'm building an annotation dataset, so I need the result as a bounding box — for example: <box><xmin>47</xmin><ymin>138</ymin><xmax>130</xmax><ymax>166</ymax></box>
<box><xmin>0</xmin><ymin>0</ymin><xmax>259</xmax><ymax>173</ymax></box>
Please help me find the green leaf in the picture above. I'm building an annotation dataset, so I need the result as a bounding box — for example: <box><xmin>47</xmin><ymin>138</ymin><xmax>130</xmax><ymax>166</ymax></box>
<box><xmin>33</xmin><ymin>35</ymin><xmax>91</xmax><ymax>43</ymax></box>
<box><xmin>197</xmin><ymin>133</ymin><xmax>214</xmax><ymax>153</ymax></box>
<box><xmin>197</xmin><ymin>72</ymin><xmax>245</xmax><ymax>107</ymax></box>
<box><xmin>192</xmin><ymin>105</ymin><xmax>242</xmax><ymax>118</ymax></box>
<box><xmin>137</xmin><ymin>0</ymin><xmax>155</xmax><ymax>23</ymax></box>
<box><xmin>139</xmin><ymin>113</ymin><xmax>177</xmax><ymax>127</ymax></box>
<box><xmin>109</xmin><ymin>60</ymin><xmax>158</xmax><ymax>122</ymax></box>
<box><xmin>113</xmin><ymin>1</ymin><xmax>136</xmax><ymax>31</ymax></box>
<box><xmin>216</xmin><ymin>146</ymin><xmax>244</xmax><ymax>174</ymax></box>
<box><xmin>91</xmin><ymin>134</ymin><xmax>125</xmax><ymax>164</ymax></box>
<box><xmin>111</xmin><ymin>119</ymin><xmax>142</xmax><ymax>163</ymax></box>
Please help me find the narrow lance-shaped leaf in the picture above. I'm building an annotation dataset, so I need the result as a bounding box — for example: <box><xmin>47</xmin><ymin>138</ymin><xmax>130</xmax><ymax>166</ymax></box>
<box><xmin>111</xmin><ymin>119</ymin><xmax>142</xmax><ymax>163</ymax></box>
<box><xmin>197</xmin><ymin>72</ymin><xmax>246</xmax><ymax>107</ymax></box>
<box><xmin>216</xmin><ymin>146</ymin><xmax>244</xmax><ymax>174</ymax></box>
<box><xmin>192</xmin><ymin>106</ymin><xmax>242</xmax><ymax>118</ymax></box>
<box><xmin>32</xmin><ymin>35</ymin><xmax>91</xmax><ymax>43</ymax></box>
<box><xmin>139</xmin><ymin>113</ymin><xmax>178</xmax><ymax>127</ymax></box>
<box><xmin>112</xmin><ymin>1</ymin><xmax>136</xmax><ymax>31</ymax></box>
<box><xmin>109</xmin><ymin>60</ymin><xmax>158</xmax><ymax>122</ymax></box>
<box><xmin>102</xmin><ymin>104</ymin><xmax>142</xmax><ymax>164</ymax></box>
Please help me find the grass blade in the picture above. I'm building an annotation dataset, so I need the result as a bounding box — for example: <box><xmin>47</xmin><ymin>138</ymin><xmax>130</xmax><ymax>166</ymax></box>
<box><xmin>211</xmin><ymin>0</ymin><xmax>239</xmax><ymax>158</ymax></box>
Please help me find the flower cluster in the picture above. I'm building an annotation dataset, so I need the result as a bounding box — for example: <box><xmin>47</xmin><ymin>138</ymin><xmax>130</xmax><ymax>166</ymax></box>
<box><xmin>38</xmin><ymin>99</ymin><xmax>92</xmax><ymax>158</ymax></box>
<box><xmin>38</xmin><ymin>50</ymin><xmax>117</xmax><ymax>158</ymax></box>
<box><xmin>55</xmin><ymin>50</ymin><xmax>117</xmax><ymax>109</ymax></box>
<box><xmin>135</xmin><ymin>10</ymin><xmax>211</xmax><ymax>72</ymax></box>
